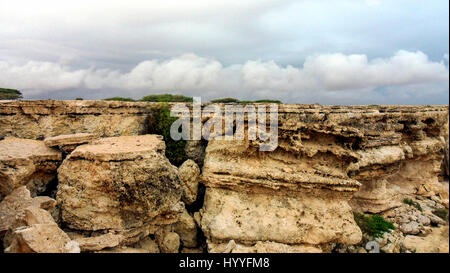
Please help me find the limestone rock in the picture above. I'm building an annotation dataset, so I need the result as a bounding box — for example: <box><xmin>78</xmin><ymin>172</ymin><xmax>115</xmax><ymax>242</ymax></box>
<box><xmin>156</xmin><ymin>231</ymin><xmax>180</xmax><ymax>253</ymax></box>
<box><xmin>74</xmin><ymin>233</ymin><xmax>124</xmax><ymax>252</ymax></box>
<box><xmin>200</xmin><ymin>187</ymin><xmax>361</xmax><ymax>246</ymax></box>
<box><xmin>5</xmin><ymin>224</ymin><xmax>75</xmax><ymax>253</ymax></box>
<box><xmin>134</xmin><ymin>237</ymin><xmax>160</xmax><ymax>253</ymax></box>
<box><xmin>185</xmin><ymin>140</ymin><xmax>206</xmax><ymax>167</ymax></box>
<box><xmin>0</xmin><ymin>100</ymin><xmax>154</xmax><ymax>140</ymax></box>
<box><xmin>181</xmin><ymin>247</ymin><xmax>203</xmax><ymax>253</ymax></box>
<box><xmin>174</xmin><ymin>208</ymin><xmax>198</xmax><ymax>248</ymax></box>
<box><xmin>400</xmin><ymin>222</ymin><xmax>420</xmax><ymax>235</ymax></box>
<box><xmin>57</xmin><ymin>135</ymin><xmax>183</xmax><ymax>232</ymax></box>
<box><xmin>4</xmin><ymin>206</ymin><xmax>78</xmax><ymax>253</ymax></box>
<box><xmin>97</xmin><ymin>246</ymin><xmax>149</xmax><ymax>253</ymax></box>
<box><xmin>0</xmin><ymin>137</ymin><xmax>61</xmax><ymax>199</ymax></box>
<box><xmin>0</xmin><ymin>186</ymin><xmax>56</xmax><ymax>239</ymax></box>
<box><xmin>178</xmin><ymin>160</ymin><xmax>200</xmax><ymax>205</ymax></box>
<box><xmin>44</xmin><ymin>133</ymin><xmax>97</xmax><ymax>153</ymax></box>
<box><xmin>208</xmin><ymin>240</ymin><xmax>322</xmax><ymax>253</ymax></box>
<box><xmin>403</xmin><ymin>226</ymin><xmax>449</xmax><ymax>253</ymax></box>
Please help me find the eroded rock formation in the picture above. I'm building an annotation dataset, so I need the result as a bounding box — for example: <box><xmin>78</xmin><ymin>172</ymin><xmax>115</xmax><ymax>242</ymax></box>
<box><xmin>57</xmin><ymin>135</ymin><xmax>183</xmax><ymax>243</ymax></box>
<box><xmin>0</xmin><ymin>101</ymin><xmax>448</xmax><ymax>253</ymax></box>
<box><xmin>0</xmin><ymin>138</ymin><xmax>61</xmax><ymax>200</ymax></box>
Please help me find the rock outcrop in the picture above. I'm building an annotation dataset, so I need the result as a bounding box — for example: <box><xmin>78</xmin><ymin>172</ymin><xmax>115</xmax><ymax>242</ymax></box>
<box><xmin>0</xmin><ymin>100</ymin><xmax>155</xmax><ymax>139</ymax></box>
<box><xmin>0</xmin><ymin>137</ymin><xmax>61</xmax><ymax>200</ymax></box>
<box><xmin>0</xmin><ymin>186</ymin><xmax>57</xmax><ymax>241</ymax></box>
<box><xmin>199</xmin><ymin>104</ymin><xmax>449</xmax><ymax>252</ymax></box>
<box><xmin>44</xmin><ymin>133</ymin><xmax>97</xmax><ymax>153</ymax></box>
<box><xmin>56</xmin><ymin>135</ymin><xmax>183</xmax><ymax>245</ymax></box>
<box><xmin>0</xmin><ymin>101</ymin><xmax>448</xmax><ymax>253</ymax></box>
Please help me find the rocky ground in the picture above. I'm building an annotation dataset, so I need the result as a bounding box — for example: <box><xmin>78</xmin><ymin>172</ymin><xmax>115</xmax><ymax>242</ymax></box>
<box><xmin>0</xmin><ymin>101</ymin><xmax>449</xmax><ymax>253</ymax></box>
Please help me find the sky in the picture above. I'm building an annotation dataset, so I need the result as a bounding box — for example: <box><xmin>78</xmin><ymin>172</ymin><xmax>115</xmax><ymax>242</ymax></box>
<box><xmin>0</xmin><ymin>0</ymin><xmax>448</xmax><ymax>104</ymax></box>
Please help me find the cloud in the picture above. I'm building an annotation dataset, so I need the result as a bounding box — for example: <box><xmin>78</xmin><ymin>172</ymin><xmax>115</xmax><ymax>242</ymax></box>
<box><xmin>0</xmin><ymin>50</ymin><xmax>448</xmax><ymax>104</ymax></box>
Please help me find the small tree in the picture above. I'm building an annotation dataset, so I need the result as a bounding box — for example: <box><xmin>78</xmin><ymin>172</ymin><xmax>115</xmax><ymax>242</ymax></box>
<box><xmin>0</xmin><ymin>88</ymin><xmax>23</xmax><ymax>100</ymax></box>
<box><xmin>141</xmin><ymin>94</ymin><xmax>193</xmax><ymax>102</ymax></box>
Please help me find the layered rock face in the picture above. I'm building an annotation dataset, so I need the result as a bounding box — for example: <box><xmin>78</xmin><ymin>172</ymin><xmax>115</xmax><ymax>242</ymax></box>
<box><xmin>57</xmin><ymin>135</ymin><xmax>183</xmax><ymax>235</ymax></box>
<box><xmin>0</xmin><ymin>137</ymin><xmax>61</xmax><ymax>200</ymax></box>
<box><xmin>0</xmin><ymin>101</ymin><xmax>448</xmax><ymax>253</ymax></box>
<box><xmin>199</xmin><ymin>104</ymin><xmax>449</xmax><ymax>252</ymax></box>
<box><xmin>0</xmin><ymin>100</ymin><xmax>155</xmax><ymax>139</ymax></box>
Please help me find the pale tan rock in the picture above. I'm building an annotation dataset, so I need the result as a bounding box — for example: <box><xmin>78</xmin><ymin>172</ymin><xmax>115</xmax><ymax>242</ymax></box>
<box><xmin>185</xmin><ymin>140</ymin><xmax>206</xmax><ymax>167</ymax></box>
<box><xmin>181</xmin><ymin>247</ymin><xmax>204</xmax><ymax>253</ymax></box>
<box><xmin>208</xmin><ymin>240</ymin><xmax>322</xmax><ymax>253</ymax></box>
<box><xmin>0</xmin><ymin>186</ymin><xmax>56</xmax><ymax>239</ymax></box>
<box><xmin>134</xmin><ymin>237</ymin><xmax>160</xmax><ymax>253</ymax></box>
<box><xmin>74</xmin><ymin>233</ymin><xmax>124</xmax><ymax>252</ymax></box>
<box><xmin>178</xmin><ymin>159</ymin><xmax>200</xmax><ymax>205</ymax></box>
<box><xmin>174</xmin><ymin>208</ymin><xmax>198</xmax><ymax>248</ymax></box>
<box><xmin>0</xmin><ymin>100</ymin><xmax>154</xmax><ymax>140</ymax></box>
<box><xmin>97</xmin><ymin>246</ymin><xmax>149</xmax><ymax>253</ymax></box>
<box><xmin>157</xmin><ymin>231</ymin><xmax>180</xmax><ymax>253</ymax></box>
<box><xmin>44</xmin><ymin>133</ymin><xmax>97</xmax><ymax>153</ymax></box>
<box><xmin>403</xmin><ymin>226</ymin><xmax>449</xmax><ymax>253</ymax></box>
<box><xmin>3</xmin><ymin>205</ymin><xmax>58</xmax><ymax>247</ymax></box>
<box><xmin>57</xmin><ymin>135</ymin><xmax>183</xmax><ymax>232</ymax></box>
<box><xmin>200</xmin><ymin>137</ymin><xmax>362</xmax><ymax>250</ymax></box>
<box><xmin>200</xmin><ymin>187</ymin><xmax>361</xmax><ymax>246</ymax></box>
<box><xmin>0</xmin><ymin>137</ymin><xmax>61</xmax><ymax>199</ymax></box>
<box><xmin>5</xmin><ymin>224</ymin><xmax>74</xmax><ymax>253</ymax></box>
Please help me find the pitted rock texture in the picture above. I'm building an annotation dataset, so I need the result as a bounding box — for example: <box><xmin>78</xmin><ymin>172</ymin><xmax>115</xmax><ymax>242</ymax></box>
<box><xmin>0</xmin><ymin>101</ymin><xmax>448</xmax><ymax>253</ymax></box>
<box><xmin>0</xmin><ymin>186</ymin><xmax>56</xmax><ymax>241</ymax></box>
<box><xmin>0</xmin><ymin>100</ymin><xmax>156</xmax><ymax>139</ymax></box>
<box><xmin>57</xmin><ymin>135</ymin><xmax>183</xmax><ymax>233</ymax></box>
<box><xmin>199</xmin><ymin>104</ymin><xmax>448</xmax><ymax>251</ymax></box>
<box><xmin>0</xmin><ymin>138</ymin><xmax>61</xmax><ymax>200</ymax></box>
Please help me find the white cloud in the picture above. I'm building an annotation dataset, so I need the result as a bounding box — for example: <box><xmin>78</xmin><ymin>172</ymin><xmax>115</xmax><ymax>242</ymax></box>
<box><xmin>0</xmin><ymin>51</ymin><xmax>448</xmax><ymax>103</ymax></box>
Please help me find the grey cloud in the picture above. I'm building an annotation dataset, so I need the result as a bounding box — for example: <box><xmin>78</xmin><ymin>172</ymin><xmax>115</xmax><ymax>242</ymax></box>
<box><xmin>0</xmin><ymin>51</ymin><xmax>448</xmax><ymax>104</ymax></box>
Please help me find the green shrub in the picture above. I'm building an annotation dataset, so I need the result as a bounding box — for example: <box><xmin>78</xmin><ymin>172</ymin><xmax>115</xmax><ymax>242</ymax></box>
<box><xmin>75</xmin><ymin>97</ymin><xmax>84</xmax><ymax>100</ymax></box>
<box><xmin>141</xmin><ymin>94</ymin><xmax>193</xmax><ymax>102</ymax></box>
<box><xmin>0</xmin><ymin>88</ymin><xmax>22</xmax><ymax>100</ymax></box>
<box><xmin>432</xmin><ymin>209</ymin><xmax>448</xmax><ymax>221</ymax></box>
<box><xmin>149</xmin><ymin>103</ymin><xmax>187</xmax><ymax>167</ymax></box>
<box><xmin>210</xmin><ymin>98</ymin><xmax>282</xmax><ymax>104</ymax></box>
<box><xmin>252</xmin><ymin>99</ymin><xmax>282</xmax><ymax>104</ymax></box>
<box><xmin>353</xmin><ymin>212</ymin><xmax>395</xmax><ymax>238</ymax></box>
<box><xmin>103</xmin><ymin>97</ymin><xmax>135</xmax><ymax>102</ymax></box>
<box><xmin>210</xmin><ymin>97</ymin><xmax>240</xmax><ymax>103</ymax></box>
<box><xmin>403</xmin><ymin>198</ymin><xmax>422</xmax><ymax>211</ymax></box>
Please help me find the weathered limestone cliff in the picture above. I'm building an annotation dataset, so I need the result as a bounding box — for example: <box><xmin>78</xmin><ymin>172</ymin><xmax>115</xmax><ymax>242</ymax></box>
<box><xmin>0</xmin><ymin>100</ymin><xmax>448</xmax><ymax>253</ymax></box>
<box><xmin>199</xmin><ymin>104</ymin><xmax>449</xmax><ymax>252</ymax></box>
<box><xmin>0</xmin><ymin>100</ymin><xmax>156</xmax><ymax>139</ymax></box>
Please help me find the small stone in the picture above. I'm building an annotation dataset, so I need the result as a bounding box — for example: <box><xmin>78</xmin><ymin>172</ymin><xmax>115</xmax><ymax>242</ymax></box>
<box><xmin>178</xmin><ymin>160</ymin><xmax>200</xmax><ymax>205</ymax></box>
<box><xmin>417</xmin><ymin>215</ymin><xmax>430</xmax><ymax>226</ymax></box>
<box><xmin>400</xmin><ymin>222</ymin><xmax>420</xmax><ymax>235</ymax></box>
<box><xmin>158</xmin><ymin>232</ymin><xmax>180</xmax><ymax>253</ymax></box>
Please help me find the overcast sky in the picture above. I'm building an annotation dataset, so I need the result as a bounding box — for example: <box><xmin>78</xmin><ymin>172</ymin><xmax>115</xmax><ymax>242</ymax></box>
<box><xmin>0</xmin><ymin>0</ymin><xmax>448</xmax><ymax>104</ymax></box>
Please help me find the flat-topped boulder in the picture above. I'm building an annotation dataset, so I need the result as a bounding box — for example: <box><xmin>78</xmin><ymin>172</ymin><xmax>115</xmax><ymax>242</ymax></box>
<box><xmin>44</xmin><ymin>133</ymin><xmax>97</xmax><ymax>153</ymax></box>
<box><xmin>57</xmin><ymin>135</ymin><xmax>183</xmax><ymax>236</ymax></box>
<box><xmin>0</xmin><ymin>137</ymin><xmax>61</xmax><ymax>199</ymax></box>
<box><xmin>68</xmin><ymin>135</ymin><xmax>165</xmax><ymax>161</ymax></box>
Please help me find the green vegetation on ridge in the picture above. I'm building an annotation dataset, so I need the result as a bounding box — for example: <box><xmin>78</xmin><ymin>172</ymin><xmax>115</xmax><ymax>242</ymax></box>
<box><xmin>0</xmin><ymin>88</ymin><xmax>23</xmax><ymax>100</ymax></box>
<box><xmin>148</xmin><ymin>103</ymin><xmax>187</xmax><ymax>167</ymax></box>
<box><xmin>141</xmin><ymin>94</ymin><xmax>193</xmax><ymax>102</ymax></box>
